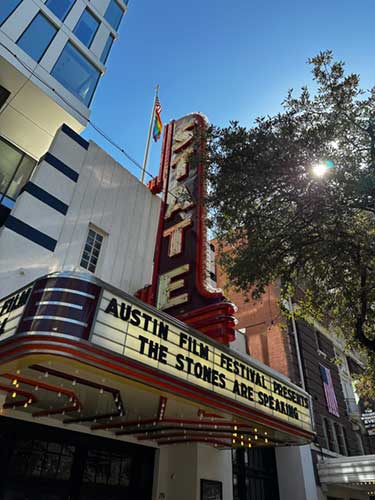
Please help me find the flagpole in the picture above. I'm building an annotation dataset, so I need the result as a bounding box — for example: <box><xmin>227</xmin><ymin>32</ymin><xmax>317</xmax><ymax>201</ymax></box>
<box><xmin>140</xmin><ymin>84</ymin><xmax>159</xmax><ymax>183</ymax></box>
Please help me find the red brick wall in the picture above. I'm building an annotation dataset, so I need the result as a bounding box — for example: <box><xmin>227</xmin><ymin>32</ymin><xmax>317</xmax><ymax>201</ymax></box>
<box><xmin>212</xmin><ymin>240</ymin><xmax>294</xmax><ymax>379</ymax></box>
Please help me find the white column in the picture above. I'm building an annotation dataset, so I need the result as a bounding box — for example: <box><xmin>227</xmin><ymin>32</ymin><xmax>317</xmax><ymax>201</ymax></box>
<box><xmin>276</xmin><ymin>445</ymin><xmax>318</xmax><ymax>500</ymax></box>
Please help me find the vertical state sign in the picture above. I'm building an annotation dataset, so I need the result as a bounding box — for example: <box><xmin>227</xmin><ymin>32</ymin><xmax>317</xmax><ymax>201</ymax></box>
<box><xmin>144</xmin><ymin>113</ymin><xmax>236</xmax><ymax>344</ymax></box>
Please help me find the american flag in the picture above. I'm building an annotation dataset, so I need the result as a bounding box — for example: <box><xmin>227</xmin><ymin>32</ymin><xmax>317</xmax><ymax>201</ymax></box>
<box><xmin>155</xmin><ymin>96</ymin><xmax>162</xmax><ymax>115</ymax></box>
<box><xmin>319</xmin><ymin>365</ymin><xmax>340</xmax><ymax>417</ymax></box>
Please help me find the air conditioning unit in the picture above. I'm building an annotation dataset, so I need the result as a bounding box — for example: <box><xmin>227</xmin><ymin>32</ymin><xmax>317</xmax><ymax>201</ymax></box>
<box><xmin>0</xmin><ymin>86</ymin><xmax>10</xmax><ymax>110</ymax></box>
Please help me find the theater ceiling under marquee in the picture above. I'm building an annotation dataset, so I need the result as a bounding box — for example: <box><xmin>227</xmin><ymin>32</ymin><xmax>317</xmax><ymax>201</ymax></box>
<box><xmin>0</xmin><ymin>272</ymin><xmax>315</xmax><ymax>449</ymax></box>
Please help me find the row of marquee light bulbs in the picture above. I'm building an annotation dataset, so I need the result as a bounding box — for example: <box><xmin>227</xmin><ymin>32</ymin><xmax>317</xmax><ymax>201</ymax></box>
<box><xmin>232</xmin><ymin>425</ymin><xmax>269</xmax><ymax>448</ymax></box>
<box><xmin>2</xmin><ymin>369</ymin><xmax>109</xmax><ymax>413</ymax></box>
<box><xmin>3</xmin><ymin>370</ymin><xmax>272</xmax><ymax>447</ymax></box>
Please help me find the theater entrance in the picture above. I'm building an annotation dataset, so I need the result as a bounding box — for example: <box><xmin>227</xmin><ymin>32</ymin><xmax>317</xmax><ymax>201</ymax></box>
<box><xmin>232</xmin><ymin>448</ymin><xmax>280</xmax><ymax>500</ymax></box>
<box><xmin>0</xmin><ymin>417</ymin><xmax>155</xmax><ymax>500</ymax></box>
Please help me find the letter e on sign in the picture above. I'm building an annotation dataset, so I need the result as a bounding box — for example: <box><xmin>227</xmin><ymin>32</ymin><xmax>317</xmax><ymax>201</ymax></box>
<box><xmin>157</xmin><ymin>264</ymin><xmax>189</xmax><ymax>310</ymax></box>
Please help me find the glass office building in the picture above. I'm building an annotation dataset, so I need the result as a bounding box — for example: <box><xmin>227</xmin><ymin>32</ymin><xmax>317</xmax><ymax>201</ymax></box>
<box><xmin>0</xmin><ymin>0</ymin><xmax>127</xmax><ymax>222</ymax></box>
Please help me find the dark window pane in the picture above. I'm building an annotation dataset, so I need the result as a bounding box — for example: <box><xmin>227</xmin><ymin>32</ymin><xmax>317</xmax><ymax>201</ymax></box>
<box><xmin>51</xmin><ymin>43</ymin><xmax>101</xmax><ymax>106</ymax></box>
<box><xmin>45</xmin><ymin>0</ymin><xmax>74</xmax><ymax>20</ymax></box>
<box><xmin>0</xmin><ymin>137</ymin><xmax>36</xmax><ymax>201</ymax></box>
<box><xmin>29</xmin><ymin>452</ymin><xmax>43</xmax><ymax>476</ymax></box>
<box><xmin>57</xmin><ymin>455</ymin><xmax>73</xmax><ymax>480</ymax></box>
<box><xmin>74</xmin><ymin>10</ymin><xmax>99</xmax><ymax>47</ymax></box>
<box><xmin>17</xmin><ymin>13</ymin><xmax>57</xmax><ymax>62</ymax></box>
<box><xmin>81</xmin><ymin>227</ymin><xmax>104</xmax><ymax>273</ymax></box>
<box><xmin>104</xmin><ymin>0</ymin><xmax>123</xmax><ymax>30</ymax></box>
<box><xmin>100</xmin><ymin>34</ymin><xmax>114</xmax><ymax>64</ymax></box>
<box><xmin>0</xmin><ymin>139</ymin><xmax>23</xmax><ymax>195</ymax></box>
<box><xmin>6</xmin><ymin>155</ymin><xmax>35</xmax><ymax>199</ymax></box>
<box><xmin>42</xmin><ymin>453</ymin><xmax>59</xmax><ymax>478</ymax></box>
<box><xmin>0</xmin><ymin>0</ymin><xmax>22</xmax><ymax>25</ymax></box>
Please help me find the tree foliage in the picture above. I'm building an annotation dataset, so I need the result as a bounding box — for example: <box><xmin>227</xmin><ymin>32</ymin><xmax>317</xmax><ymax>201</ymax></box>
<box><xmin>207</xmin><ymin>51</ymin><xmax>375</xmax><ymax>393</ymax></box>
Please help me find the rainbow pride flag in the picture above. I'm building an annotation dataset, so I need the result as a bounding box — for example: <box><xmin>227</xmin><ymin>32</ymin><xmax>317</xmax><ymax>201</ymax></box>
<box><xmin>153</xmin><ymin>96</ymin><xmax>162</xmax><ymax>142</ymax></box>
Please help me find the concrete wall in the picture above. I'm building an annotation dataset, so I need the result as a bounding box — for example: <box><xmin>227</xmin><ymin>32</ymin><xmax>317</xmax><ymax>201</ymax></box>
<box><xmin>0</xmin><ymin>124</ymin><xmax>161</xmax><ymax>297</ymax></box>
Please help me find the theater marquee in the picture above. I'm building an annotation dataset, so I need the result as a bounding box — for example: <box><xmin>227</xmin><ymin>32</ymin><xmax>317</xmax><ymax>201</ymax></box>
<box><xmin>0</xmin><ymin>273</ymin><xmax>314</xmax><ymax>447</ymax></box>
<box><xmin>92</xmin><ymin>289</ymin><xmax>313</xmax><ymax>435</ymax></box>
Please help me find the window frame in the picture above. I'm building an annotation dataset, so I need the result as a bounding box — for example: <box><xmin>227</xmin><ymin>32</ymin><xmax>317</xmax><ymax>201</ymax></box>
<box><xmin>0</xmin><ymin>135</ymin><xmax>37</xmax><ymax>205</ymax></box>
<box><xmin>104</xmin><ymin>0</ymin><xmax>124</xmax><ymax>31</ymax></box>
<box><xmin>355</xmin><ymin>432</ymin><xmax>365</xmax><ymax>455</ymax></box>
<box><xmin>0</xmin><ymin>0</ymin><xmax>22</xmax><ymax>26</ymax></box>
<box><xmin>80</xmin><ymin>226</ymin><xmax>106</xmax><ymax>274</ymax></box>
<box><xmin>322</xmin><ymin>417</ymin><xmax>339</xmax><ymax>453</ymax></box>
<box><xmin>51</xmin><ymin>41</ymin><xmax>102</xmax><ymax>106</ymax></box>
<box><xmin>16</xmin><ymin>11</ymin><xmax>58</xmax><ymax>63</ymax></box>
<box><xmin>315</xmin><ymin>329</ymin><xmax>327</xmax><ymax>358</ymax></box>
<box><xmin>73</xmin><ymin>8</ymin><xmax>101</xmax><ymax>49</ymax></box>
<box><xmin>45</xmin><ymin>0</ymin><xmax>75</xmax><ymax>22</ymax></box>
<box><xmin>334</xmin><ymin>422</ymin><xmax>348</xmax><ymax>456</ymax></box>
<box><xmin>100</xmin><ymin>33</ymin><xmax>115</xmax><ymax>64</ymax></box>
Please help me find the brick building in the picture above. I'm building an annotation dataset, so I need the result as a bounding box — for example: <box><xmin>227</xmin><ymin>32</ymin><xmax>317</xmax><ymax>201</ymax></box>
<box><xmin>213</xmin><ymin>239</ymin><xmax>375</xmax><ymax>500</ymax></box>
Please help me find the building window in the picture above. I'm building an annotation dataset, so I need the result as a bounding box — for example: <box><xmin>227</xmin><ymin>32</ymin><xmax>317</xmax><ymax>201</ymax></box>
<box><xmin>0</xmin><ymin>0</ymin><xmax>22</xmax><ymax>25</ymax></box>
<box><xmin>74</xmin><ymin>9</ymin><xmax>100</xmax><ymax>48</ymax></box>
<box><xmin>322</xmin><ymin>417</ymin><xmax>338</xmax><ymax>453</ymax></box>
<box><xmin>334</xmin><ymin>423</ymin><xmax>348</xmax><ymax>456</ymax></box>
<box><xmin>0</xmin><ymin>137</ymin><xmax>36</xmax><ymax>204</ymax></box>
<box><xmin>100</xmin><ymin>34</ymin><xmax>115</xmax><ymax>64</ymax></box>
<box><xmin>355</xmin><ymin>432</ymin><xmax>364</xmax><ymax>455</ymax></box>
<box><xmin>17</xmin><ymin>13</ymin><xmax>57</xmax><ymax>62</ymax></box>
<box><xmin>9</xmin><ymin>440</ymin><xmax>75</xmax><ymax>480</ymax></box>
<box><xmin>315</xmin><ymin>330</ymin><xmax>327</xmax><ymax>356</ymax></box>
<box><xmin>45</xmin><ymin>0</ymin><xmax>74</xmax><ymax>20</ymax></box>
<box><xmin>80</xmin><ymin>228</ymin><xmax>104</xmax><ymax>273</ymax></box>
<box><xmin>104</xmin><ymin>0</ymin><xmax>124</xmax><ymax>30</ymax></box>
<box><xmin>82</xmin><ymin>449</ymin><xmax>132</xmax><ymax>487</ymax></box>
<box><xmin>51</xmin><ymin>42</ymin><xmax>101</xmax><ymax>106</ymax></box>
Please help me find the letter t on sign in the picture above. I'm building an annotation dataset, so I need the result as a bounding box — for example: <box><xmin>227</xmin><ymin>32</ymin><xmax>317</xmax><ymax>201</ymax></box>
<box><xmin>163</xmin><ymin>218</ymin><xmax>192</xmax><ymax>257</ymax></box>
<box><xmin>157</xmin><ymin>264</ymin><xmax>190</xmax><ymax>310</ymax></box>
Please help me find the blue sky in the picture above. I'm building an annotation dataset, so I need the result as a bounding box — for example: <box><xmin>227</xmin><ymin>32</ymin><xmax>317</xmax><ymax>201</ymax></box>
<box><xmin>83</xmin><ymin>0</ymin><xmax>375</xmax><ymax>181</ymax></box>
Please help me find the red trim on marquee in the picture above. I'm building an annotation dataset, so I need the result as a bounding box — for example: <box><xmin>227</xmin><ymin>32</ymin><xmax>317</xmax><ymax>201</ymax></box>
<box><xmin>0</xmin><ymin>383</ymin><xmax>35</xmax><ymax>409</ymax></box>
<box><xmin>0</xmin><ymin>335</ymin><xmax>314</xmax><ymax>442</ymax></box>
<box><xmin>1</xmin><ymin>373</ymin><xmax>81</xmax><ymax>417</ymax></box>
<box><xmin>156</xmin><ymin>438</ymin><xmax>232</xmax><ymax>447</ymax></box>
